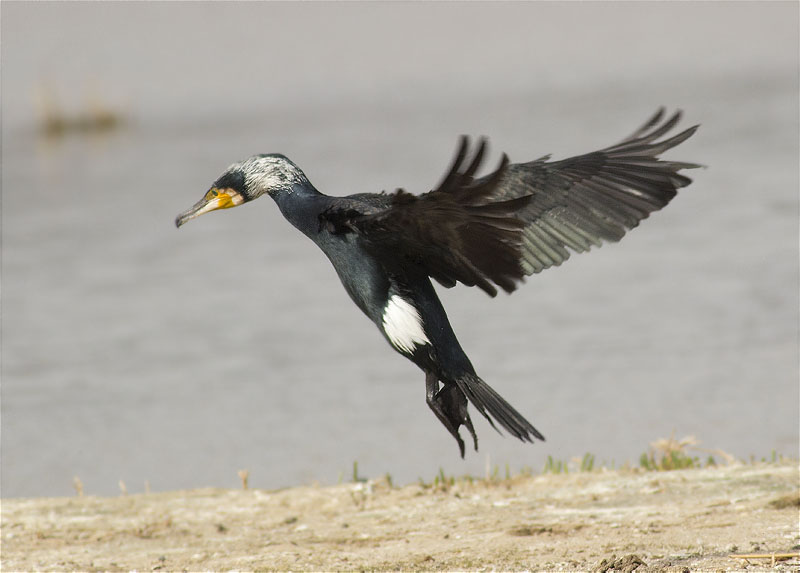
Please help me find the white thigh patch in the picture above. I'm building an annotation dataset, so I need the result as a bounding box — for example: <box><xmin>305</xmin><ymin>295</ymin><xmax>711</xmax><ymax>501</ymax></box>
<box><xmin>382</xmin><ymin>295</ymin><xmax>430</xmax><ymax>353</ymax></box>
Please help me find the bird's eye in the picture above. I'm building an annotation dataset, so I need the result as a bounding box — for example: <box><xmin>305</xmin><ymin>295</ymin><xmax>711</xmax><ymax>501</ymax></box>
<box><xmin>211</xmin><ymin>189</ymin><xmax>219</xmax><ymax>197</ymax></box>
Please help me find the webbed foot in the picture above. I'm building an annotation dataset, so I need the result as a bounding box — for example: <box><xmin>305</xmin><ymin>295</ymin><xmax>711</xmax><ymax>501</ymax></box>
<box><xmin>425</xmin><ymin>372</ymin><xmax>478</xmax><ymax>457</ymax></box>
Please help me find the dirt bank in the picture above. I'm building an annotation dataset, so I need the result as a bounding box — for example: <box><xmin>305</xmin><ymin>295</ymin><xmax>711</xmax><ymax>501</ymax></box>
<box><xmin>2</xmin><ymin>463</ymin><xmax>798</xmax><ymax>572</ymax></box>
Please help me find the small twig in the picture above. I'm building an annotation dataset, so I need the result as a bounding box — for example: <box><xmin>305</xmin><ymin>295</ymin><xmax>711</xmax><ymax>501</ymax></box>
<box><xmin>238</xmin><ymin>469</ymin><xmax>249</xmax><ymax>490</ymax></box>
<box><xmin>731</xmin><ymin>552</ymin><xmax>799</xmax><ymax>566</ymax></box>
<box><xmin>118</xmin><ymin>480</ymin><xmax>128</xmax><ymax>496</ymax></box>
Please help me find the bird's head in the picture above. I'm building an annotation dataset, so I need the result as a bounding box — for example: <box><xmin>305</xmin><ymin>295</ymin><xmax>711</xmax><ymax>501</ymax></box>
<box><xmin>175</xmin><ymin>154</ymin><xmax>307</xmax><ymax>228</ymax></box>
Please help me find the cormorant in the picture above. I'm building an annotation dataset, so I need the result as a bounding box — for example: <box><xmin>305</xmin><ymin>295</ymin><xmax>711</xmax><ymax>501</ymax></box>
<box><xmin>176</xmin><ymin>108</ymin><xmax>699</xmax><ymax>457</ymax></box>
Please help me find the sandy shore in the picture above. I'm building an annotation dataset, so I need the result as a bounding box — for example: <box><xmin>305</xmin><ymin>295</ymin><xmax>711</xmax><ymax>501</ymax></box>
<box><xmin>2</xmin><ymin>463</ymin><xmax>798</xmax><ymax>572</ymax></box>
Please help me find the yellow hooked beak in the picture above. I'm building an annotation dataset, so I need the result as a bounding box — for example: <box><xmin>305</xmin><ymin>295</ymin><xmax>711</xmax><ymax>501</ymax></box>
<box><xmin>175</xmin><ymin>187</ymin><xmax>244</xmax><ymax>228</ymax></box>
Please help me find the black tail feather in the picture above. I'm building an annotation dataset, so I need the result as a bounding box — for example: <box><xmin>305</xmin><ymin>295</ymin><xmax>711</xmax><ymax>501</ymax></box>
<box><xmin>454</xmin><ymin>373</ymin><xmax>544</xmax><ymax>443</ymax></box>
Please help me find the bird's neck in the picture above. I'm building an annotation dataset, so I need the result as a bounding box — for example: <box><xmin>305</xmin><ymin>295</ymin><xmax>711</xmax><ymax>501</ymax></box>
<box><xmin>270</xmin><ymin>179</ymin><xmax>327</xmax><ymax>237</ymax></box>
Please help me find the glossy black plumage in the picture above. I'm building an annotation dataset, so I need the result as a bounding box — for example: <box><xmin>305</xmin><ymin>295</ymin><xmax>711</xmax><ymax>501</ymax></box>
<box><xmin>175</xmin><ymin>108</ymin><xmax>700</xmax><ymax>457</ymax></box>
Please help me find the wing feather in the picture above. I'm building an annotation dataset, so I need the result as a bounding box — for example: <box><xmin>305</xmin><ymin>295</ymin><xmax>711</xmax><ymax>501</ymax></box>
<box><xmin>504</xmin><ymin>110</ymin><xmax>700</xmax><ymax>274</ymax></box>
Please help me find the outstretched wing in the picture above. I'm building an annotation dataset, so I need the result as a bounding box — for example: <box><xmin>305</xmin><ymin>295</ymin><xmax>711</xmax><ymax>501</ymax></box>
<box><xmin>492</xmin><ymin>108</ymin><xmax>700</xmax><ymax>275</ymax></box>
<box><xmin>321</xmin><ymin>108</ymin><xmax>700</xmax><ymax>296</ymax></box>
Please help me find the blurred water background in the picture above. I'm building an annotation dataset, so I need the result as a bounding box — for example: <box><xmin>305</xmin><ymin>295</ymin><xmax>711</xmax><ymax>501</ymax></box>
<box><xmin>2</xmin><ymin>2</ymin><xmax>798</xmax><ymax>498</ymax></box>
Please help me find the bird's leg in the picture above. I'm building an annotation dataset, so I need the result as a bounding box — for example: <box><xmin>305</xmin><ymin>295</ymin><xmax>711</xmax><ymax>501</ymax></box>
<box><xmin>425</xmin><ymin>372</ymin><xmax>478</xmax><ymax>457</ymax></box>
<box><xmin>426</xmin><ymin>372</ymin><xmax>465</xmax><ymax>457</ymax></box>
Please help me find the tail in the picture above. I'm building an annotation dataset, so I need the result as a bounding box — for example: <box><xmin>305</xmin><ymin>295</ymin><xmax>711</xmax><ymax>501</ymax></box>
<box><xmin>454</xmin><ymin>373</ymin><xmax>545</xmax><ymax>443</ymax></box>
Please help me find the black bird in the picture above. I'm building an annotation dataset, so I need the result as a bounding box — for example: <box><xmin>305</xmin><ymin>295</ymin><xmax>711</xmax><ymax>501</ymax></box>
<box><xmin>176</xmin><ymin>108</ymin><xmax>699</xmax><ymax>457</ymax></box>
